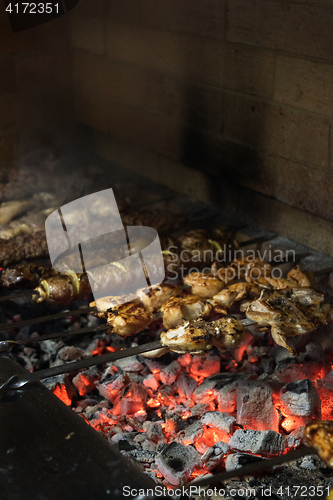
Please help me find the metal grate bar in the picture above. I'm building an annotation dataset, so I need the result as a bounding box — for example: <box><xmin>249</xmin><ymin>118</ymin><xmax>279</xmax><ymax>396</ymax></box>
<box><xmin>0</xmin><ymin>305</ymin><xmax>97</xmax><ymax>331</ymax></box>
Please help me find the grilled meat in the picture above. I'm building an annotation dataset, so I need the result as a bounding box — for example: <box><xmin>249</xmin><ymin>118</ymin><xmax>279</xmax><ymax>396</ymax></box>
<box><xmin>287</xmin><ymin>264</ymin><xmax>315</xmax><ymax>288</ymax></box>
<box><xmin>0</xmin><ymin>263</ymin><xmax>57</xmax><ymax>288</ymax></box>
<box><xmin>136</xmin><ymin>284</ymin><xmax>181</xmax><ymax>312</ymax></box>
<box><xmin>122</xmin><ymin>209</ymin><xmax>187</xmax><ymax>235</ymax></box>
<box><xmin>0</xmin><ymin>231</ymin><xmax>48</xmax><ymax>267</ymax></box>
<box><xmin>213</xmin><ymin>282</ymin><xmax>261</xmax><ymax>309</ymax></box>
<box><xmin>304</xmin><ymin>420</ymin><xmax>333</xmax><ymax>468</ymax></box>
<box><xmin>90</xmin><ymin>284</ymin><xmax>181</xmax><ymax>337</ymax></box>
<box><xmin>33</xmin><ymin>272</ymin><xmax>91</xmax><ymax>305</ymax></box>
<box><xmin>246</xmin><ymin>288</ymin><xmax>329</xmax><ymax>354</ymax></box>
<box><xmin>97</xmin><ymin>300</ymin><xmax>154</xmax><ymax>338</ymax></box>
<box><xmin>160</xmin><ymin>316</ymin><xmax>245</xmax><ymax>354</ymax></box>
<box><xmin>160</xmin><ymin>294</ymin><xmax>213</xmax><ymax>330</ymax></box>
<box><xmin>178</xmin><ymin>228</ymin><xmax>237</xmax><ymax>265</ymax></box>
<box><xmin>183</xmin><ymin>272</ymin><xmax>224</xmax><ymax>298</ymax></box>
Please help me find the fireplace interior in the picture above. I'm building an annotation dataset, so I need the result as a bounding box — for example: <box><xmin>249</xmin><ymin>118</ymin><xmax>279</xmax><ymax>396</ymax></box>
<box><xmin>1</xmin><ymin>1</ymin><xmax>333</xmax><ymax>499</ymax></box>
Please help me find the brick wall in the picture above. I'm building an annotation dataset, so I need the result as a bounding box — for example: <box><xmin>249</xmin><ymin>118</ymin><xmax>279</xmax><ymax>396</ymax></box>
<box><xmin>10</xmin><ymin>0</ymin><xmax>327</xmax><ymax>254</ymax></box>
<box><xmin>0</xmin><ymin>9</ymin><xmax>73</xmax><ymax>170</ymax></box>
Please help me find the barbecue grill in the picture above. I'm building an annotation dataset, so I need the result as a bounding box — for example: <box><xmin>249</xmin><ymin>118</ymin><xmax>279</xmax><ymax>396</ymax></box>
<box><xmin>1</xmin><ymin>170</ymin><xmax>333</xmax><ymax>499</ymax></box>
<box><xmin>2</xmin><ymin>0</ymin><xmax>333</xmax><ymax>498</ymax></box>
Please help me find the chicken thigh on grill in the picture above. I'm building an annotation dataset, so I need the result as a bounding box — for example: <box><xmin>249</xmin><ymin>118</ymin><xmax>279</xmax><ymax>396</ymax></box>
<box><xmin>246</xmin><ymin>288</ymin><xmax>329</xmax><ymax>354</ymax></box>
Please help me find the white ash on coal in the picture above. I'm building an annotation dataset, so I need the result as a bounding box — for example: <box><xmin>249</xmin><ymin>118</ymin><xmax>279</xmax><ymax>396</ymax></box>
<box><xmin>155</xmin><ymin>441</ymin><xmax>201</xmax><ymax>487</ymax></box>
<box><xmin>228</xmin><ymin>429</ymin><xmax>286</xmax><ymax>456</ymax></box>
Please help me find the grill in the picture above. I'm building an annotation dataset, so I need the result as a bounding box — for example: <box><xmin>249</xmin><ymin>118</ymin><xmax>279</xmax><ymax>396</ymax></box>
<box><xmin>1</xmin><ymin>169</ymin><xmax>333</xmax><ymax>499</ymax></box>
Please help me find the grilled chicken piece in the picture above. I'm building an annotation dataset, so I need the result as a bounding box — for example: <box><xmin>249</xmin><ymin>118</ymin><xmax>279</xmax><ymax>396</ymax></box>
<box><xmin>160</xmin><ymin>316</ymin><xmax>245</xmax><ymax>354</ymax></box>
<box><xmin>178</xmin><ymin>228</ymin><xmax>237</xmax><ymax>265</ymax></box>
<box><xmin>1</xmin><ymin>263</ymin><xmax>58</xmax><ymax>288</ymax></box>
<box><xmin>160</xmin><ymin>295</ymin><xmax>213</xmax><ymax>330</ymax></box>
<box><xmin>183</xmin><ymin>272</ymin><xmax>224</xmax><ymax>298</ymax></box>
<box><xmin>91</xmin><ymin>285</ymin><xmax>181</xmax><ymax>338</ymax></box>
<box><xmin>213</xmin><ymin>282</ymin><xmax>261</xmax><ymax>309</ymax></box>
<box><xmin>100</xmin><ymin>300</ymin><xmax>155</xmax><ymax>338</ymax></box>
<box><xmin>136</xmin><ymin>284</ymin><xmax>181</xmax><ymax>312</ymax></box>
<box><xmin>287</xmin><ymin>264</ymin><xmax>315</xmax><ymax>288</ymax></box>
<box><xmin>304</xmin><ymin>420</ymin><xmax>333</xmax><ymax>468</ymax></box>
<box><xmin>246</xmin><ymin>288</ymin><xmax>328</xmax><ymax>354</ymax></box>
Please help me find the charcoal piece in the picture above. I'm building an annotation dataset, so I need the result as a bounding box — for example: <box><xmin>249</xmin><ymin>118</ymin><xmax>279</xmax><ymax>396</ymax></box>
<box><xmin>217</xmin><ymin>381</ymin><xmax>239</xmax><ymax>413</ymax></box>
<box><xmin>236</xmin><ymin>380</ymin><xmax>279</xmax><ymax>432</ymax></box>
<box><xmin>201</xmin><ymin>441</ymin><xmax>230</xmax><ymax>470</ymax></box>
<box><xmin>54</xmin><ymin>346</ymin><xmax>88</xmax><ymax>366</ymax></box>
<box><xmin>190</xmin><ymin>403</ymin><xmax>214</xmax><ymax>418</ymax></box>
<box><xmin>193</xmin><ymin>379</ymin><xmax>219</xmax><ymax>404</ymax></box>
<box><xmin>201</xmin><ymin>411</ymin><xmax>236</xmax><ymax>434</ymax></box>
<box><xmin>72</xmin><ymin>367</ymin><xmax>100</xmax><ymax>396</ymax></box>
<box><xmin>143</xmin><ymin>374</ymin><xmax>159</xmax><ymax>391</ymax></box>
<box><xmin>40</xmin><ymin>339</ymin><xmax>64</xmax><ymax>356</ymax></box>
<box><xmin>112</xmin><ymin>383</ymin><xmax>147</xmax><ymax>416</ymax></box>
<box><xmin>98</xmin><ymin>373</ymin><xmax>129</xmax><ymax>403</ymax></box>
<box><xmin>111</xmin><ymin>433</ymin><xmax>139</xmax><ymax>452</ymax></box>
<box><xmin>280</xmin><ymin>379</ymin><xmax>321</xmax><ymax>417</ymax></box>
<box><xmin>128</xmin><ymin>450</ymin><xmax>157</xmax><ymax>463</ymax></box>
<box><xmin>156</xmin><ymin>441</ymin><xmax>201</xmax><ymax>486</ymax></box>
<box><xmin>228</xmin><ymin>429</ymin><xmax>286</xmax><ymax>456</ymax></box>
<box><xmin>147</xmin><ymin>422</ymin><xmax>165</xmax><ymax>442</ymax></box>
<box><xmin>42</xmin><ymin>373</ymin><xmax>75</xmax><ymax>405</ymax></box>
<box><xmin>177</xmin><ymin>373</ymin><xmax>197</xmax><ymax>400</ymax></box>
<box><xmin>114</xmin><ymin>356</ymin><xmax>145</xmax><ymax>372</ymax></box>
<box><xmin>180</xmin><ymin>421</ymin><xmax>204</xmax><ymax>445</ymax></box>
<box><xmin>159</xmin><ymin>360</ymin><xmax>181</xmax><ymax>385</ymax></box>
<box><xmin>225</xmin><ymin>453</ymin><xmax>267</xmax><ymax>471</ymax></box>
<box><xmin>286</xmin><ymin>428</ymin><xmax>305</xmax><ymax>449</ymax></box>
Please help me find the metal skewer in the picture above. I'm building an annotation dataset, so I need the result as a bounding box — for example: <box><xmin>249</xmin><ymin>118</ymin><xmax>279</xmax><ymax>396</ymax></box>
<box><xmin>0</xmin><ymin>305</ymin><xmax>97</xmax><ymax>331</ymax></box>
<box><xmin>0</xmin><ymin>319</ymin><xmax>258</xmax><ymax>395</ymax></box>
<box><xmin>0</xmin><ymin>339</ymin><xmax>163</xmax><ymax>397</ymax></box>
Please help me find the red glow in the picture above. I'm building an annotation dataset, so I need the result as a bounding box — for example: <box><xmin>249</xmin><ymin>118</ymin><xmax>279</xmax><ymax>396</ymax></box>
<box><xmin>194</xmin><ymin>425</ymin><xmax>228</xmax><ymax>454</ymax></box>
<box><xmin>53</xmin><ymin>384</ymin><xmax>72</xmax><ymax>406</ymax></box>
<box><xmin>106</xmin><ymin>346</ymin><xmax>118</xmax><ymax>352</ymax></box>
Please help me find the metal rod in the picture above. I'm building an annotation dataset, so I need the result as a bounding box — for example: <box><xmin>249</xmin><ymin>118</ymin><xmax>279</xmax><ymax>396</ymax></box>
<box><xmin>184</xmin><ymin>446</ymin><xmax>317</xmax><ymax>490</ymax></box>
<box><xmin>0</xmin><ymin>323</ymin><xmax>109</xmax><ymax>352</ymax></box>
<box><xmin>0</xmin><ymin>305</ymin><xmax>97</xmax><ymax>331</ymax></box>
<box><xmin>0</xmin><ymin>339</ymin><xmax>163</xmax><ymax>396</ymax></box>
<box><xmin>0</xmin><ymin>290</ymin><xmax>32</xmax><ymax>302</ymax></box>
<box><xmin>0</xmin><ymin>307</ymin><xmax>97</xmax><ymax>330</ymax></box>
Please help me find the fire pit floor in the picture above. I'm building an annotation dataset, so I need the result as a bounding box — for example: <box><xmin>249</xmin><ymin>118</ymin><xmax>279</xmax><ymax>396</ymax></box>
<box><xmin>1</xmin><ymin>160</ymin><xmax>333</xmax><ymax>498</ymax></box>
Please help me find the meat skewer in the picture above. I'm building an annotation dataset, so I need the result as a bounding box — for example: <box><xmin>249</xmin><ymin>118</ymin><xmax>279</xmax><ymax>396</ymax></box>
<box><xmin>0</xmin><ymin>315</ymin><xmax>256</xmax><ymax>396</ymax></box>
<box><xmin>246</xmin><ymin>287</ymin><xmax>330</xmax><ymax>354</ymax></box>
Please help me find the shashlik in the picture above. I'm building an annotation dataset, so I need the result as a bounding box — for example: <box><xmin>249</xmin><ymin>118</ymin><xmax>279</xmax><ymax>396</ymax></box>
<box><xmin>160</xmin><ymin>294</ymin><xmax>213</xmax><ymax>329</ymax></box>
<box><xmin>246</xmin><ymin>288</ymin><xmax>329</xmax><ymax>354</ymax></box>
<box><xmin>90</xmin><ymin>284</ymin><xmax>182</xmax><ymax>337</ymax></box>
<box><xmin>0</xmin><ymin>263</ymin><xmax>58</xmax><ymax>288</ymax></box>
<box><xmin>160</xmin><ymin>316</ymin><xmax>245</xmax><ymax>354</ymax></box>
